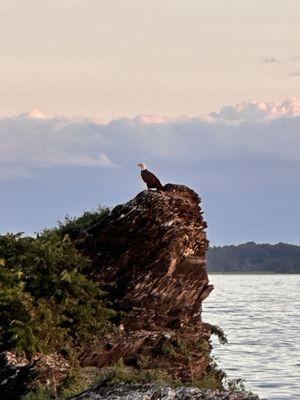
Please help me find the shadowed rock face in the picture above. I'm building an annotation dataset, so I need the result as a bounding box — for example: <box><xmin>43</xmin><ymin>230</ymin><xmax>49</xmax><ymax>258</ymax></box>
<box><xmin>81</xmin><ymin>184</ymin><xmax>212</xmax><ymax>331</ymax></box>
<box><xmin>79</xmin><ymin>184</ymin><xmax>215</xmax><ymax>381</ymax></box>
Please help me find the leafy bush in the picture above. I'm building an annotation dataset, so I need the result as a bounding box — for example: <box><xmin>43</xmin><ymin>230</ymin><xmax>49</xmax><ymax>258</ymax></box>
<box><xmin>207</xmin><ymin>323</ymin><xmax>228</xmax><ymax>345</ymax></box>
<box><xmin>56</xmin><ymin>206</ymin><xmax>110</xmax><ymax>238</ymax></box>
<box><xmin>22</xmin><ymin>386</ymin><xmax>55</xmax><ymax>400</ymax></box>
<box><xmin>96</xmin><ymin>359</ymin><xmax>170</xmax><ymax>387</ymax></box>
<box><xmin>0</xmin><ymin>225</ymin><xmax>116</xmax><ymax>360</ymax></box>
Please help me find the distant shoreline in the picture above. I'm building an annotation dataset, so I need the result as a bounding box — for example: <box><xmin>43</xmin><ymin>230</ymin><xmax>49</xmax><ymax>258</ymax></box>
<box><xmin>207</xmin><ymin>242</ymin><xmax>300</xmax><ymax>274</ymax></box>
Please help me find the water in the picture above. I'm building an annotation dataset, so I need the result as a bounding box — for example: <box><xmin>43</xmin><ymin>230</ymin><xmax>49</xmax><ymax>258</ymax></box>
<box><xmin>203</xmin><ymin>274</ymin><xmax>300</xmax><ymax>400</ymax></box>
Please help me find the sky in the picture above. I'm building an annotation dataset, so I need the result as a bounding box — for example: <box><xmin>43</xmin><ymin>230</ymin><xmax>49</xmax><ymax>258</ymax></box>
<box><xmin>0</xmin><ymin>1</ymin><xmax>299</xmax><ymax>245</ymax></box>
<box><xmin>0</xmin><ymin>0</ymin><xmax>299</xmax><ymax>118</ymax></box>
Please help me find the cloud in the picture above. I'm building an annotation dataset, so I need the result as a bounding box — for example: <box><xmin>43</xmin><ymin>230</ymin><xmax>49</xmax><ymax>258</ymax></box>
<box><xmin>134</xmin><ymin>114</ymin><xmax>170</xmax><ymax>124</ymax></box>
<box><xmin>1</xmin><ymin>100</ymin><xmax>300</xmax><ymax>243</ymax></box>
<box><xmin>207</xmin><ymin>99</ymin><xmax>300</xmax><ymax>122</ymax></box>
<box><xmin>0</xmin><ymin>99</ymin><xmax>300</xmax><ymax>183</ymax></box>
<box><xmin>26</xmin><ymin>108</ymin><xmax>48</xmax><ymax>119</ymax></box>
<box><xmin>0</xmin><ymin>111</ymin><xmax>116</xmax><ymax>181</ymax></box>
<box><xmin>262</xmin><ymin>57</ymin><xmax>281</xmax><ymax>63</ymax></box>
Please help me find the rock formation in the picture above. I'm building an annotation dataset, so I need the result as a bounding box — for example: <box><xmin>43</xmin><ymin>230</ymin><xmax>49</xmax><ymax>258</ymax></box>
<box><xmin>71</xmin><ymin>383</ymin><xmax>259</xmax><ymax>400</ymax></box>
<box><xmin>75</xmin><ymin>184</ymin><xmax>215</xmax><ymax>382</ymax></box>
<box><xmin>0</xmin><ymin>184</ymin><xmax>236</xmax><ymax>398</ymax></box>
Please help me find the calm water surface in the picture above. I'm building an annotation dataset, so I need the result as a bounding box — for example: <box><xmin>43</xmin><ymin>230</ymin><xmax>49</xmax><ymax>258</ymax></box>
<box><xmin>203</xmin><ymin>274</ymin><xmax>300</xmax><ymax>400</ymax></box>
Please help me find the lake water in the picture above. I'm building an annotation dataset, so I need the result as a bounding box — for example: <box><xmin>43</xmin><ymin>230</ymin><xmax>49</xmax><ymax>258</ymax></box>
<box><xmin>203</xmin><ymin>274</ymin><xmax>300</xmax><ymax>400</ymax></box>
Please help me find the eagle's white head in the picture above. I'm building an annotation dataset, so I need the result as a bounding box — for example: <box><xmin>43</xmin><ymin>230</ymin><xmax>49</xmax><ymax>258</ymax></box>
<box><xmin>137</xmin><ymin>162</ymin><xmax>147</xmax><ymax>170</ymax></box>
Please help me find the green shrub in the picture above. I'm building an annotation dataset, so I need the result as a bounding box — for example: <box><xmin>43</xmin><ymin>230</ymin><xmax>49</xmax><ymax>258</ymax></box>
<box><xmin>56</xmin><ymin>206</ymin><xmax>110</xmax><ymax>238</ymax></box>
<box><xmin>22</xmin><ymin>386</ymin><xmax>56</xmax><ymax>400</ymax></box>
<box><xmin>0</xmin><ymin>227</ymin><xmax>116</xmax><ymax>360</ymax></box>
<box><xmin>207</xmin><ymin>323</ymin><xmax>228</xmax><ymax>344</ymax></box>
<box><xmin>97</xmin><ymin>359</ymin><xmax>170</xmax><ymax>387</ymax></box>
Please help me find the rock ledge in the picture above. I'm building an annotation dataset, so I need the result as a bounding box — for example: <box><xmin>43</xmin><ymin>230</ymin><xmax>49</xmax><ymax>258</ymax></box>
<box><xmin>71</xmin><ymin>383</ymin><xmax>259</xmax><ymax>400</ymax></box>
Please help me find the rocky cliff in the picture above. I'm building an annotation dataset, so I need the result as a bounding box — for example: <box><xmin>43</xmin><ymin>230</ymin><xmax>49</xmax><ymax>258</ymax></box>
<box><xmin>73</xmin><ymin>184</ymin><xmax>216</xmax><ymax>383</ymax></box>
<box><xmin>81</xmin><ymin>184</ymin><xmax>211</xmax><ymax>330</ymax></box>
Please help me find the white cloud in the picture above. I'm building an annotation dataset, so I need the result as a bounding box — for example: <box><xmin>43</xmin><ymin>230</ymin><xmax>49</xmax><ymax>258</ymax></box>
<box><xmin>207</xmin><ymin>99</ymin><xmax>300</xmax><ymax>123</ymax></box>
<box><xmin>134</xmin><ymin>114</ymin><xmax>170</xmax><ymax>124</ymax></box>
<box><xmin>0</xmin><ymin>99</ymin><xmax>300</xmax><ymax>183</ymax></box>
<box><xmin>0</xmin><ymin>113</ymin><xmax>115</xmax><ymax>181</ymax></box>
<box><xmin>26</xmin><ymin>108</ymin><xmax>48</xmax><ymax>119</ymax></box>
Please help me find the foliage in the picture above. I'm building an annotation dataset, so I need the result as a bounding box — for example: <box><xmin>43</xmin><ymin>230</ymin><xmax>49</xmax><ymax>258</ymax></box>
<box><xmin>22</xmin><ymin>367</ymin><xmax>102</xmax><ymax>399</ymax></box>
<box><xmin>225</xmin><ymin>377</ymin><xmax>246</xmax><ymax>392</ymax></box>
<box><xmin>97</xmin><ymin>357</ymin><xmax>225</xmax><ymax>391</ymax></box>
<box><xmin>97</xmin><ymin>359</ymin><xmax>170</xmax><ymax>387</ymax></box>
<box><xmin>0</xmin><ymin>224</ymin><xmax>116</xmax><ymax>360</ymax></box>
<box><xmin>207</xmin><ymin>242</ymin><xmax>300</xmax><ymax>273</ymax></box>
<box><xmin>189</xmin><ymin>375</ymin><xmax>224</xmax><ymax>390</ymax></box>
<box><xmin>207</xmin><ymin>324</ymin><xmax>228</xmax><ymax>345</ymax></box>
<box><xmin>224</xmin><ymin>377</ymin><xmax>259</xmax><ymax>398</ymax></box>
<box><xmin>59</xmin><ymin>366</ymin><xmax>100</xmax><ymax>398</ymax></box>
<box><xmin>196</xmin><ymin>338</ymin><xmax>210</xmax><ymax>354</ymax></box>
<box><xmin>160</xmin><ymin>335</ymin><xmax>192</xmax><ymax>361</ymax></box>
<box><xmin>22</xmin><ymin>386</ymin><xmax>55</xmax><ymax>400</ymax></box>
<box><xmin>56</xmin><ymin>206</ymin><xmax>110</xmax><ymax>238</ymax></box>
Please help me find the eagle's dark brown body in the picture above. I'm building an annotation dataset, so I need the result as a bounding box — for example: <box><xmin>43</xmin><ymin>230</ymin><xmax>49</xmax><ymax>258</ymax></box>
<box><xmin>141</xmin><ymin>169</ymin><xmax>164</xmax><ymax>190</ymax></box>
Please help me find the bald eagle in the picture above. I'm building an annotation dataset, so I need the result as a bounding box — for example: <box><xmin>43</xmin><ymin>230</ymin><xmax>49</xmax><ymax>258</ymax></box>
<box><xmin>137</xmin><ymin>163</ymin><xmax>164</xmax><ymax>191</ymax></box>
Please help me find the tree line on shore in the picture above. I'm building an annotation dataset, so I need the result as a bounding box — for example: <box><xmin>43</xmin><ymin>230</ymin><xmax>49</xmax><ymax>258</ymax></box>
<box><xmin>207</xmin><ymin>242</ymin><xmax>300</xmax><ymax>273</ymax></box>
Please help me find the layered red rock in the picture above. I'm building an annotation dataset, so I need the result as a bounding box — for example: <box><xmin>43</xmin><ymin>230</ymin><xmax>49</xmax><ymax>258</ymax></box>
<box><xmin>80</xmin><ymin>184</ymin><xmax>212</xmax><ymax>330</ymax></box>
<box><xmin>79</xmin><ymin>184</ymin><xmax>214</xmax><ymax>381</ymax></box>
